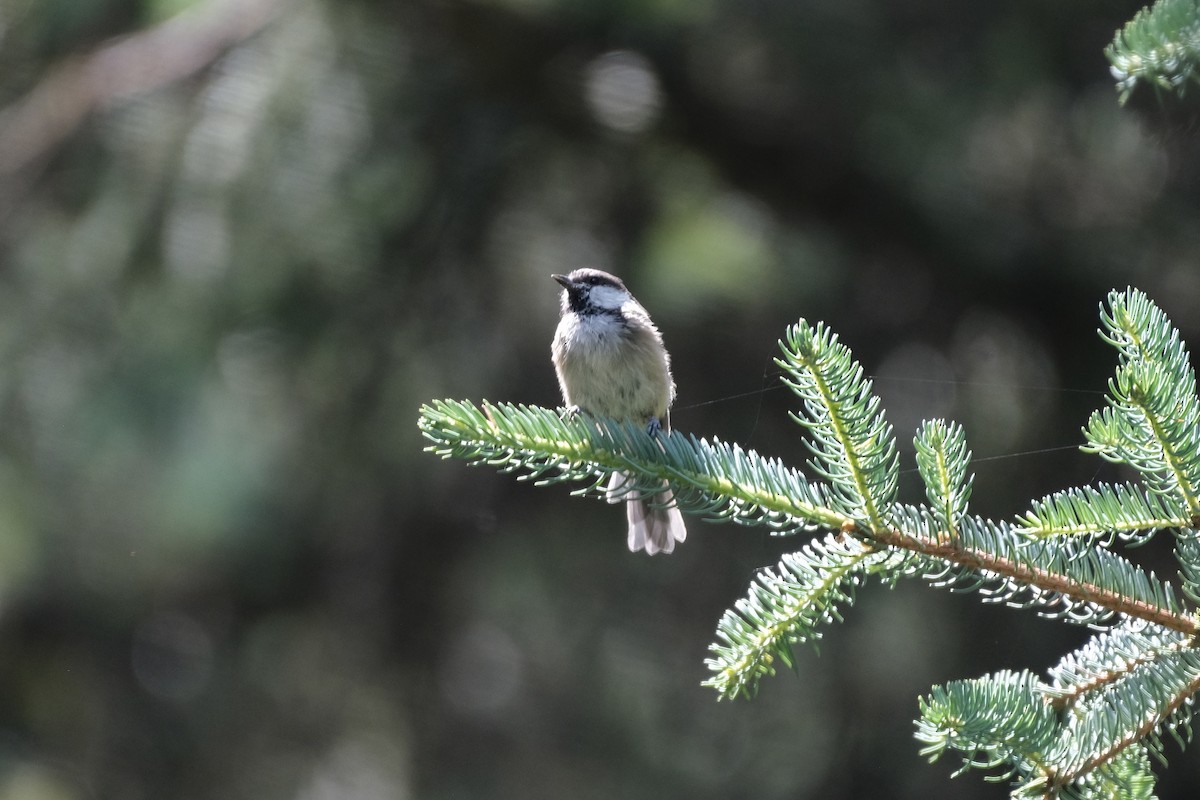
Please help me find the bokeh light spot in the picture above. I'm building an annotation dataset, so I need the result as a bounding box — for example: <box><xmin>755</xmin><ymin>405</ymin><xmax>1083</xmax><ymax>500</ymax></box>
<box><xmin>583</xmin><ymin>50</ymin><xmax>662</xmax><ymax>134</ymax></box>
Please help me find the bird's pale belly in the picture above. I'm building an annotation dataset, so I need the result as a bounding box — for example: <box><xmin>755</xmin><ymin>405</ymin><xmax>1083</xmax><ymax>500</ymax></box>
<box><xmin>556</xmin><ymin>329</ymin><xmax>671</xmax><ymax>423</ymax></box>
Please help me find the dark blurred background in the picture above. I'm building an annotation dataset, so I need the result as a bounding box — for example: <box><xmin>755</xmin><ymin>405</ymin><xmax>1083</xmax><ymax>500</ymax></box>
<box><xmin>0</xmin><ymin>0</ymin><xmax>1198</xmax><ymax>797</ymax></box>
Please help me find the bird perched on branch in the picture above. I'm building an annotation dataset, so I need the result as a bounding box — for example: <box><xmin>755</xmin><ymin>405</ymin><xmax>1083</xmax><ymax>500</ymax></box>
<box><xmin>551</xmin><ymin>268</ymin><xmax>687</xmax><ymax>555</ymax></box>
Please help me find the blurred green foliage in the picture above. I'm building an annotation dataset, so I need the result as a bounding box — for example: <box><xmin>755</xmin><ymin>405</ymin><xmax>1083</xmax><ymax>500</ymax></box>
<box><xmin>0</xmin><ymin>0</ymin><xmax>1198</xmax><ymax>798</ymax></box>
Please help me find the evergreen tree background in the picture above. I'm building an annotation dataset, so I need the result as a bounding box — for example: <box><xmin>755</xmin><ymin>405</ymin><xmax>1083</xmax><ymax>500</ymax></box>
<box><xmin>0</xmin><ymin>0</ymin><xmax>1198</xmax><ymax>798</ymax></box>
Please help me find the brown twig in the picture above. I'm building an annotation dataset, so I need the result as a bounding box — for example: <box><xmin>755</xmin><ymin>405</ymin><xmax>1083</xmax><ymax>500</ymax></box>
<box><xmin>866</xmin><ymin>524</ymin><xmax>1200</xmax><ymax>636</ymax></box>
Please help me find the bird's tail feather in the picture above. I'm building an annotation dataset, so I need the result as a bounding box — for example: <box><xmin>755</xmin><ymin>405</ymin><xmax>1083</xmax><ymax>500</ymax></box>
<box><xmin>608</xmin><ymin>472</ymin><xmax>687</xmax><ymax>555</ymax></box>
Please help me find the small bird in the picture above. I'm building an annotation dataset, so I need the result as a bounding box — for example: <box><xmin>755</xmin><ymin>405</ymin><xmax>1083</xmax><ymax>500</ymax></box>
<box><xmin>551</xmin><ymin>268</ymin><xmax>687</xmax><ymax>555</ymax></box>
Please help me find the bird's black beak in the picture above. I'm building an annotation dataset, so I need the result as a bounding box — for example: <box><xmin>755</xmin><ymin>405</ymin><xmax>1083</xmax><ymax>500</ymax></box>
<box><xmin>552</xmin><ymin>273</ymin><xmax>572</xmax><ymax>290</ymax></box>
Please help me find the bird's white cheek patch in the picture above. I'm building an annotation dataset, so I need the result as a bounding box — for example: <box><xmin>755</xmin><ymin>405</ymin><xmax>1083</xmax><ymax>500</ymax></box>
<box><xmin>588</xmin><ymin>285</ymin><xmax>628</xmax><ymax>311</ymax></box>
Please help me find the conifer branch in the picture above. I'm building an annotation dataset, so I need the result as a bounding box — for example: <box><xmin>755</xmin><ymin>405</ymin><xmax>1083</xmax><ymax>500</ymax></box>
<box><xmin>1017</xmin><ymin>483</ymin><xmax>1189</xmax><ymax>545</ymax></box>
<box><xmin>1106</xmin><ymin>0</ymin><xmax>1200</xmax><ymax>103</ymax></box>
<box><xmin>1177</xmin><ymin>537</ymin><xmax>1200</xmax><ymax>603</ymax></box>
<box><xmin>867</xmin><ymin>520</ymin><xmax>1197</xmax><ymax>635</ymax></box>
<box><xmin>777</xmin><ymin>321</ymin><xmax>898</xmax><ymax>530</ymax></box>
<box><xmin>1042</xmin><ymin>647</ymin><xmax>1200</xmax><ymax>786</ymax></box>
<box><xmin>419</xmin><ymin>399</ymin><xmax>848</xmax><ymax>532</ymax></box>
<box><xmin>914</xmin><ymin>420</ymin><xmax>972</xmax><ymax>540</ymax></box>
<box><xmin>1045</xmin><ymin>619</ymin><xmax>1195</xmax><ymax>708</ymax></box>
<box><xmin>916</xmin><ymin>670</ymin><xmax>1057</xmax><ymax>780</ymax></box>
<box><xmin>418</xmin><ymin>286</ymin><xmax>1200</xmax><ymax>797</ymax></box>
<box><xmin>1087</xmin><ymin>289</ymin><xmax>1200</xmax><ymax>518</ymax></box>
<box><xmin>703</xmin><ymin>533</ymin><xmax>892</xmax><ymax>699</ymax></box>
